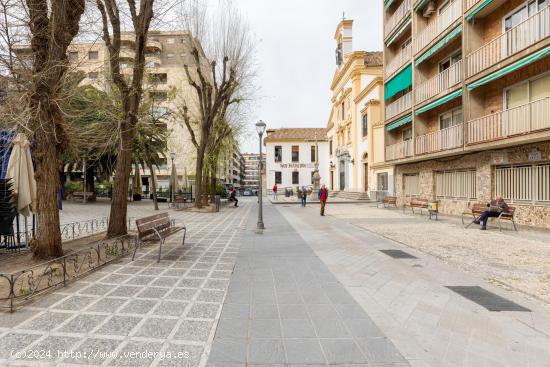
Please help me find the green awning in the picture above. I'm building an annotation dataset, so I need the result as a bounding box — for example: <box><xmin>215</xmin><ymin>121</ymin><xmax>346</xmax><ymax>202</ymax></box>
<box><xmin>384</xmin><ymin>0</ymin><xmax>394</xmax><ymax>8</ymax></box>
<box><xmin>415</xmin><ymin>90</ymin><xmax>463</xmax><ymax>115</ymax></box>
<box><xmin>414</xmin><ymin>0</ymin><xmax>429</xmax><ymax>12</ymax></box>
<box><xmin>385</xmin><ymin>64</ymin><xmax>412</xmax><ymax>100</ymax></box>
<box><xmin>386</xmin><ymin>114</ymin><xmax>412</xmax><ymax>131</ymax></box>
<box><xmin>466</xmin><ymin>0</ymin><xmax>493</xmax><ymax>22</ymax></box>
<box><xmin>468</xmin><ymin>46</ymin><xmax>550</xmax><ymax>90</ymax></box>
<box><xmin>415</xmin><ymin>25</ymin><xmax>462</xmax><ymax>65</ymax></box>
<box><xmin>386</xmin><ymin>16</ymin><xmax>411</xmax><ymax>46</ymax></box>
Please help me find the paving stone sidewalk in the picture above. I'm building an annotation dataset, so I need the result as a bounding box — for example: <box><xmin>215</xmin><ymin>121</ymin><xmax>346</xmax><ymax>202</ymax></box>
<box><xmin>207</xmin><ymin>203</ymin><xmax>409</xmax><ymax>366</ymax></box>
<box><xmin>0</xmin><ymin>203</ymin><xmax>250</xmax><ymax>367</ymax></box>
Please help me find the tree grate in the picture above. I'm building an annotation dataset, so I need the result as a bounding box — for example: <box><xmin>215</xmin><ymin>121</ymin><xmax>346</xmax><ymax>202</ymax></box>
<box><xmin>446</xmin><ymin>286</ymin><xmax>531</xmax><ymax>312</ymax></box>
<box><xmin>379</xmin><ymin>249</ymin><xmax>417</xmax><ymax>259</ymax></box>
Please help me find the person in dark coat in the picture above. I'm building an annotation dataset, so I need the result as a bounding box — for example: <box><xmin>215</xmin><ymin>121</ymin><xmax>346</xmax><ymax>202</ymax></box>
<box><xmin>474</xmin><ymin>195</ymin><xmax>509</xmax><ymax>230</ymax></box>
<box><xmin>230</xmin><ymin>187</ymin><xmax>238</xmax><ymax>207</ymax></box>
<box><xmin>318</xmin><ymin>184</ymin><xmax>328</xmax><ymax>216</ymax></box>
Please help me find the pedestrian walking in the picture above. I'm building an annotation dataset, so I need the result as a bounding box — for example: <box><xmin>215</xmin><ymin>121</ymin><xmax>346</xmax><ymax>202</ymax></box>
<box><xmin>301</xmin><ymin>186</ymin><xmax>307</xmax><ymax>207</ymax></box>
<box><xmin>273</xmin><ymin>183</ymin><xmax>278</xmax><ymax>200</ymax></box>
<box><xmin>230</xmin><ymin>187</ymin><xmax>239</xmax><ymax>207</ymax></box>
<box><xmin>318</xmin><ymin>184</ymin><xmax>328</xmax><ymax>216</ymax></box>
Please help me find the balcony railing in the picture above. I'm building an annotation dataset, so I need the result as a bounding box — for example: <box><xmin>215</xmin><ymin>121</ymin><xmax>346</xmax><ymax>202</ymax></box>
<box><xmin>385</xmin><ymin>0</ymin><xmax>412</xmax><ymax>38</ymax></box>
<box><xmin>467</xmin><ymin>6</ymin><xmax>550</xmax><ymax>77</ymax></box>
<box><xmin>414</xmin><ymin>0</ymin><xmax>462</xmax><ymax>53</ymax></box>
<box><xmin>415</xmin><ymin>123</ymin><xmax>464</xmax><ymax>155</ymax></box>
<box><xmin>386</xmin><ymin>140</ymin><xmax>414</xmax><ymax>161</ymax></box>
<box><xmin>465</xmin><ymin>0</ymin><xmax>483</xmax><ymax>11</ymax></box>
<box><xmin>415</xmin><ymin>60</ymin><xmax>462</xmax><ymax>104</ymax></box>
<box><xmin>467</xmin><ymin>97</ymin><xmax>550</xmax><ymax>144</ymax></box>
<box><xmin>386</xmin><ymin>42</ymin><xmax>412</xmax><ymax>78</ymax></box>
<box><xmin>385</xmin><ymin>92</ymin><xmax>412</xmax><ymax>120</ymax></box>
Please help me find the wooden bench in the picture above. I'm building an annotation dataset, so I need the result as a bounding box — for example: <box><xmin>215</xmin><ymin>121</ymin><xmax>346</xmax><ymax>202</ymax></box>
<box><xmin>132</xmin><ymin>212</ymin><xmax>186</xmax><ymax>262</ymax></box>
<box><xmin>403</xmin><ymin>198</ymin><xmax>429</xmax><ymax>214</ymax></box>
<box><xmin>72</xmin><ymin>191</ymin><xmax>95</xmax><ymax>202</ymax></box>
<box><xmin>378</xmin><ymin>196</ymin><xmax>397</xmax><ymax>208</ymax></box>
<box><xmin>462</xmin><ymin>203</ymin><xmax>518</xmax><ymax>231</ymax></box>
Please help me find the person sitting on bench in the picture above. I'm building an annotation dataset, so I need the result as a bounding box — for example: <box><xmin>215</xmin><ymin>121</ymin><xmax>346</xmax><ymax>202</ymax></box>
<box><xmin>474</xmin><ymin>195</ymin><xmax>509</xmax><ymax>230</ymax></box>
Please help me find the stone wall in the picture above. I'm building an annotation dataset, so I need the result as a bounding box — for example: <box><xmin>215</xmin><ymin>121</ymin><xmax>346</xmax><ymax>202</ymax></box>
<box><xmin>394</xmin><ymin>141</ymin><xmax>550</xmax><ymax>229</ymax></box>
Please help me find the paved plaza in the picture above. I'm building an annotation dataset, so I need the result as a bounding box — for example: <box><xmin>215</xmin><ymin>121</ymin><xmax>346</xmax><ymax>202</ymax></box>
<box><xmin>0</xmin><ymin>198</ymin><xmax>549</xmax><ymax>366</ymax></box>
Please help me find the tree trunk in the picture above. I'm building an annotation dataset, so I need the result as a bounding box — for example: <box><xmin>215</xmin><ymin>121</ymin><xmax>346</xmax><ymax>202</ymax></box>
<box><xmin>32</xmin><ymin>120</ymin><xmax>63</xmax><ymax>258</ymax></box>
<box><xmin>203</xmin><ymin>167</ymin><xmax>209</xmax><ymax>207</ymax></box>
<box><xmin>194</xmin><ymin>145</ymin><xmax>206</xmax><ymax>208</ymax></box>
<box><xmin>148</xmin><ymin>162</ymin><xmax>159</xmax><ymax>211</ymax></box>
<box><xmin>85</xmin><ymin>165</ymin><xmax>95</xmax><ymax>194</ymax></box>
<box><xmin>107</xmin><ymin>123</ymin><xmax>134</xmax><ymax>237</ymax></box>
<box><xmin>210</xmin><ymin>171</ymin><xmax>216</xmax><ymax>204</ymax></box>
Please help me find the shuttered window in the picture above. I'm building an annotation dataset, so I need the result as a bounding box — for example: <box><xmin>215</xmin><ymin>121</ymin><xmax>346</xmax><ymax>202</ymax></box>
<box><xmin>435</xmin><ymin>170</ymin><xmax>477</xmax><ymax>199</ymax></box>
<box><xmin>403</xmin><ymin>174</ymin><xmax>420</xmax><ymax>196</ymax></box>
<box><xmin>495</xmin><ymin>164</ymin><xmax>550</xmax><ymax>203</ymax></box>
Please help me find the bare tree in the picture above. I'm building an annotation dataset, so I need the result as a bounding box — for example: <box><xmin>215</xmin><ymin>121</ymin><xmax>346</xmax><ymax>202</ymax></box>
<box><xmin>23</xmin><ymin>0</ymin><xmax>86</xmax><ymax>258</ymax></box>
<box><xmin>179</xmin><ymin>0</ymin><xmax>255</xmax><ymax>208</ymax></box>
<box><xmin>95</xmin><ymin>0</ymin><xmax>154</xmax><ymax>237</ymax></box>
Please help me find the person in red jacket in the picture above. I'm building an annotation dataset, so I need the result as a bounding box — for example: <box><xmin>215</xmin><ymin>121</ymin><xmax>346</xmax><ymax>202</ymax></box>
<box><xmin>273</xmin><ymin>183</ymin><xmax>278</xmax><ymax>200</ymax></box>
<box><xmin>318</xmin><ymin>184</ymin><xmax>328</xmax><ymax>216</ymax></box>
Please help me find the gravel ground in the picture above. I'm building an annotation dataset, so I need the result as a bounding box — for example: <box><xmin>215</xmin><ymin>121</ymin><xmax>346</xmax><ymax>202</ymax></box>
<box><xmin>325</xmin><ymin>203</ymin><xmax>550</xmax><ymax>306</ymax></box>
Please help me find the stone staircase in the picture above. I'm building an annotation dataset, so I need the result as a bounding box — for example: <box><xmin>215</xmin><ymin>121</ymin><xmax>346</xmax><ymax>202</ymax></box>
<box><xmin>328</xmin><ymin>190</ymin><xmax>372</xmax><ymax>201</ymax></box>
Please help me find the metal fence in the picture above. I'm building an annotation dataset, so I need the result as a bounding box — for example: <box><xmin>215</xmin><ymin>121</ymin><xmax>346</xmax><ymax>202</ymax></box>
<box><xmin>0</xmin><ymin>235</ymin><xmax>137</xmax><ymax>312</ymax></box>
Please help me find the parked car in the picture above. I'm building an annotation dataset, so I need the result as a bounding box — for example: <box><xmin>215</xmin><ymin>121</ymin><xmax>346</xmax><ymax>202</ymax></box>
<box><xmin>243</xmin><ymin>189</ymin><xmax>253</xmax><ymax>196</ymax></box>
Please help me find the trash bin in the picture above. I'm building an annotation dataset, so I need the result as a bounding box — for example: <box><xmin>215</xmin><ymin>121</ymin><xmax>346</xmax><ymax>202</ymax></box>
<box><xmin>428</xmin><ymin>200</ymin><xmax>438</xmax><ymax>220</ymax></box>
<box><xmin>215</xmin><ymin>195</ymin><xmax>221</xmax><ymax>212</ymax></box>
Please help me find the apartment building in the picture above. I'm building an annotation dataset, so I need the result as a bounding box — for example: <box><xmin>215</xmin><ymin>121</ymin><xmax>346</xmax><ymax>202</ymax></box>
<box><xmin>383</xmin><ymin>0</ymin><xmax>550</xmax><ymax>228</ymax></box>
<box><xmin>219</xmin><ymin>144</ymin><xmax>245</xmax><ymax>190</ymax></box>
<box><xmin>327</xmin><ymin>19</ymin><xmax>387</xmax><ymax>194</ymax></box>
<box><xmin>14</xmin><ymin>31</ymin><xmax>199</xmax><ymax>193</ymax></box>
<box><xmin>242</xmin><ymin>153</ymin><xmax>265</xmax><ymax>191</ymax></box>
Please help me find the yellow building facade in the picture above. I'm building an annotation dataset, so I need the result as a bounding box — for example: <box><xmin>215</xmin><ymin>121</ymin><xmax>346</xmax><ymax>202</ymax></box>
<box><xmin>327</xmin><ymin>20</ymin><xmax>386</xmax><ymax>194</ymax></box>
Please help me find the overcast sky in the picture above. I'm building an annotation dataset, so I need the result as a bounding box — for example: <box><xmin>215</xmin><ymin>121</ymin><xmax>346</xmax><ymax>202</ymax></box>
<box><xmin>234</xmin><ymin>0</ymin><xmax>383</xmax><ymax>153</ymax></box>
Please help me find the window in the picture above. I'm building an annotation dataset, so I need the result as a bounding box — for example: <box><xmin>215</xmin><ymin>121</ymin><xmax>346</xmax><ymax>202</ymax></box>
<box><xmin>362</xmin><ymin>114</ymin><xmax>368</xmax><ymax>137</ymax></box>
<box><xmin>496</xmin><ymin>164</ymin><xmax>550</xmax><ymax>203</ymax></box>
<box><xmin>403</xmin><ymin>174</ymin><xmax>420</xmax><ymax>197</ymax></box>
<box><xmin>402</xmin><ymin>127</ymin><xmax>412</xmax><ymax>141</ymax></box>
<box><xmin>292</xmin><ymin>146</ymin><xmax>299</xmax><ymax>162</ymax></box>
<box><xmin>149</xmin><ymin>91</ymin><xmax>168</xmax><ymax>102</ymax></box>
<box><xmin>435</xmin><ymin>170</ymin><xmax>477</xmax><ymax>199</ymax></box>
<box><xmin>311</xmin><ymin>146</ymin><xmax>316</xmax><ymax>162</ymax></box>
<box><xmin>439</xmin><ymin>108</ymin><xmax>463</xmax><ymax>130</ymax></box>
<box><xmin>377</xmin><ymin>172</ymin><xmax>388</xmax><ymax>191</ymax></box>
<box><xmin>329</xmin><ymin>140</ymin><xmax>333</xmax><ymax>155</ymax></box>
<box><xmin>88</xmin><ymin>72</ymin><xmax>99</xmax><ymax>80</ymax></box>
<box><xmin>274</xmin><ymin>171</ymin><xmax>282</xmax><ymax>184</ymax></box>
<box><xmin>506</xmin><ymin>73</ymin><xmax>550</xmax><ymax>109</ymax></box>
<box><xmin>68</xmin><ymin>51</ymin><xmax>79</xmax><ymax>61</ymax></box>
<box><xmin>341</xmin><ymin>102</ymin><xmax>345</xmax><ymax>120</ymax></box>
<box><xmin>292</xmin><ymin>171</ymin><xmax>299</xmax><ymax>185</ymax></box>
<box><xmin>88</xmin><ymin>51</ymin><xmax>99</xmax><ymax>60</ymax></box>
<box><xmin>439</xmin><ymin>52</ymin><xmax>462</xmax><ymax>72</ymax></box>
<box><xmin>274</xmin><ymin>146</ymin><xmax>282</xmax><ymax>162</ymax></box>
<box><xmin>149</xmin><ymin>73</ymin><xmax>168</xmax><ymax>84</ymax></box>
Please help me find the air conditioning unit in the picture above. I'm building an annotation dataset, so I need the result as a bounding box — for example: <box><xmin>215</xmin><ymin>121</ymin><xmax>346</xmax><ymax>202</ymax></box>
<box><xmin>423</xmin><ymin>1</ymin><xmax>436</xmax><ymax>17</ymax></box>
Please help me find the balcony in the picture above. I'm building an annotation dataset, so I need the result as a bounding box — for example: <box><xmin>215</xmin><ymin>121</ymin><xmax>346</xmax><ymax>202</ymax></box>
<box><xmin>386</xmin><ymin>42</ymin><xmax>412</xmax><ymax>78</ymax></box>
<box><xmin>415</xmin><ymin>60</ymin><xmax>462</xmax><ymax>104</ymax></box>
<box><xmin>146</xmin><ymin>39</ymin><xmax>162</xmax><ymax>52</ymax></box>
<box><xmin>385</xmin><ymin>0</ymin><xmax>412</xmax><ymax>38</ymax></box>
<box><xmin>414</xmin><ymin>0</ymin><xmax>462</xmax><ymax>54</ymax></box>
<box><xmin>467</xmin><ymin>6</ymin><xmax>550</xmax><ymax>77</ymax></box>
<box><xmin>385</xmin><ymin>91</ymin><xmax>412</xmax><ymax>120</ymax></box>
<box><xmin>467</xmin><ymin>97</ymin><xmax>550</xmax><ymax>144</ymax></box>
<box><xmin>465</xmin><ymin>0</ymin><xmax>483</xmax><ymax>11</ymax></box>
<box><xmin>386</xmin><ymin>140</ymin><xmax>414</xmax><ymax>161</ymax></box>
<box><xmin>415</xmin><ymin>123</ymin><xmax>464</xmax><ymax>155</ymax></box>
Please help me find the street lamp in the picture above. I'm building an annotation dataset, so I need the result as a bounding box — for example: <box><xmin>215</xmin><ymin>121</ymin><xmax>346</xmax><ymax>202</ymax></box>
<box><xmin>255</xmin><ymin>120</ymin><xmax>266</xmax><ymax>230</ymax></box>
<box><xmin>170</xmin><ymin>151</ymin><xmax>176</xmax><ymax>205</ymax></box>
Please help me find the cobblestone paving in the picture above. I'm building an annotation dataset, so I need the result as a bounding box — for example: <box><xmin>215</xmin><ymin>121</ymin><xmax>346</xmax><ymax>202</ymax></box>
<box><xmin>0</xmin><ymin>203</ymin><xmax>250</xmax><ymax>367</ymax></box>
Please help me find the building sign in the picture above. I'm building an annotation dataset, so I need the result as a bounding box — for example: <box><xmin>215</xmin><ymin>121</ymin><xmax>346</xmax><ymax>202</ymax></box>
<box><xmin>279</xmin><ymin>163</ymin><xmax>315</xmax><ymax>169</ymax></box>
<box><xmin>491</xmin><ymin>152</ymin><xmax>508</xmax><ymax>165</ymax></box>
<box><xmin>528</xmin><ymin>149</ymin><xmax>542</xmax><ymax>162</ymax></box>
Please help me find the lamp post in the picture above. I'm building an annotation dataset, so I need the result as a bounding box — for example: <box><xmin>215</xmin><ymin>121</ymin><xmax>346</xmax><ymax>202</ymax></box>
<box><xmin>170</xmin><ymin>151</ymin><xmax>176</xmax><ymax>204</ymax></box>
<box><xmin>255</xmin><ymin>120</ymin><xmax>266</xmax><ymax>230</ymax></box>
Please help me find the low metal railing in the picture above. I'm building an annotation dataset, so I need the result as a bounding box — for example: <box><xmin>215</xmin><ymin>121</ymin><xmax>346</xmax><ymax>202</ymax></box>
<box><xmin>415</xmin><ymin>60</ymin><xmax>462</xmax><ymax>104</ymax></box>
<box><xmin>415</xmin><ymin>123</ymin><xmax>464</xmax><ymax>155</ymax></box>
<box><xmin>385</xmin><ymin>140</ymin><xmax>414</xmax><ymax>161</ymax></box>
<box><xmin>414</xmin><ymin>0</ymin><xmax>462</xmax><ymax>53</ymax></box>
<box><xmin>385</xmin><ymin>92</ymin><xmax>412</xmax><ymax>120</ymax></box>
<box><xmin>0</xmin><ymin>235</ymin><xmax>137</xmax><ymax>312</ymax></box>
<box><xmin>385</xmin><ymin>0</ymin><xmax>412</xmax><ymax>38</ymax></box>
